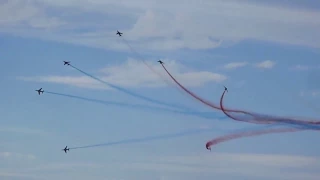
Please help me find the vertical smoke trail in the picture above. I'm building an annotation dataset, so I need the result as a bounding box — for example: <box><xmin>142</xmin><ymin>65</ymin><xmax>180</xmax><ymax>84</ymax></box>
<box><xmin>219</xmin><ymin>89</ymin><xmax>272</xmax><ymax>125</ymax></box>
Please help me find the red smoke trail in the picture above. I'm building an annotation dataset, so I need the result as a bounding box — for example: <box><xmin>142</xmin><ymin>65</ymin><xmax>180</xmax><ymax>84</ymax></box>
<box><xmin>220</xmin><ymin>89</ymin><xmax>320</xmax><ymax>126</ymax></box>
<box><xmin>219</xmin><ymin>89</ymin><xmax>272</xmax><ymax>125</ymax></box>
<box><xmin>161</xmin><ymin>63</ymin><xmax>320</xmax><ymax>126</ymax></box>
<box><xmin>205</xmin><ymin>127</ymin><xmax>304</xmax><ymax>150</ymax></box>
<box><xmin>161</xmin><ymin>63</ymin><xmax>252</xmax><ymax>115</ymax></box>
<box><xmin>119</xmin><ymin>37</ymin><xmax>185</xmax><ymax>95</ymax></box>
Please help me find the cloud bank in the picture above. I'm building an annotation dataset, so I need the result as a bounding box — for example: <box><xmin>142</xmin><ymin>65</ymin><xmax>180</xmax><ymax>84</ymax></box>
<box><xmin>0</xmin><ymin>0</ymin><xmax>320</xmax><ymax>51</ymax></box>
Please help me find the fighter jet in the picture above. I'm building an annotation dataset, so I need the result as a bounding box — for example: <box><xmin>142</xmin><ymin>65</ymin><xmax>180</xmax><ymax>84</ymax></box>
<box><xmin>63</xmin><ymin>61</ymin><xmax>70</xmax><ymax>65</ymax></box>
<box><xmin>35</xmin><ymin>88</ymin><xmax>44</xmax><ymax>95</ymax></box>
<box><xmin>116</xmin><ymin>30</ymin><xmax>123</xmax><ymax>36</ymax></box>
<box><xmin>62</xmin><ymin>146</ymin><xmax>69</xmax><ymax>153</ymax></box>
<box><xmin>224</xmin><ymin>86</ymin><xmax>228</xmax><ymax>92</ymax></box>
<box><xmin>157</xmin><ymin>60</ymin><xmax>164</xmax><ymax>64</ymax></box>
<box><xmin>206</xmin><ymin>144</ymin><xmax>211</xmax><ymax>151</ymax></box>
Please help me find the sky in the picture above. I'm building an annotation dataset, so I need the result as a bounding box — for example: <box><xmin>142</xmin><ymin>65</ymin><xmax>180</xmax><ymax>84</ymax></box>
<box><xmin>1</xmin><ymin>0</ymin><xmax>320</xmax><ymax>179</ymax></box>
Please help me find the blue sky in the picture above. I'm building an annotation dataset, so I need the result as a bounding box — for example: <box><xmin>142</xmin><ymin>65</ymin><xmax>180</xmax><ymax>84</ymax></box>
<box><xmin>1</xmin><ymin>0</ymin><xmax>320</xmax><ymax>179</ymax></box>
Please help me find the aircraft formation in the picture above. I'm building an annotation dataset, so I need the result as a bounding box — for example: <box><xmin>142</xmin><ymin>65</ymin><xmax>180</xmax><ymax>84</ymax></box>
<box><xmin>35</xmin><ymin>30</ymin><xmax>319</xmax><ymax>154</ymax></box>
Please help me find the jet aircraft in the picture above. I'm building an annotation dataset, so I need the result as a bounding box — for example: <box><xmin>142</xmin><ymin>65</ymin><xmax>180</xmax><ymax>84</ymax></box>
<box><xmin>63</xmin><ymin>61</ymin><xmax>70</xmax><ymax>65</ymax></box>
<box><xmin>206</xmin><ymin>144</ymin><xmax>211</xmax><ymax>151</ymax></box>
<box><xmin>35</xmin><ymin>88</ymin><xmax>44</xmax><ymax>95</ymax></box>
<box><xmin>158</xmin><ymin>60</ymin><xmax>164</xmax><ymax>64</ymax></box>
<box><xmin>62</xmin><ymin>146</ymin><xmax>69</xmax><ymax>153</ymax></box>
<box><xmin>224</xmin><ymin>86</ymin><xmax>228</xmax><ymax>92</ymax></box>
<box><xmin>116</xmin><ymin>30</ymin><xmax>123</xmax><ymax>36</ymax></box>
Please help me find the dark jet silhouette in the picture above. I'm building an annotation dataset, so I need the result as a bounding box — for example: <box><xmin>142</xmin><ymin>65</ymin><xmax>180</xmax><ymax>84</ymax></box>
<box><xmin>224</xmin><ymin>86</ymin><xmax>228</xmax><ymax>92</ymax></box>
<box><xmin>35</xmin><ymin>88</ymin><xmax>44</xmax><ymax>95</ymax></box>
<box><xmin>206</xmin><ymin>144</ymin><xmax>211</xmax><ymax>151</ymax></box>
<box><xmin>158</xmin><ymin>60</ymin><xmax>164</xmax><ymax>64</ymax></box>
<box><xmin>63</xmin><ymin>61</ymin><xmax>70</xmax><ymax>65</ymax></box>
<box><xmin>116</xmin><ymin>30</ymin><xmax>123</xmax><ymax>36</ymax></box>
<box><xmin>62</xmin><ymin>146</ymin><xmax>69</xmax><ymax>153</ymax></box>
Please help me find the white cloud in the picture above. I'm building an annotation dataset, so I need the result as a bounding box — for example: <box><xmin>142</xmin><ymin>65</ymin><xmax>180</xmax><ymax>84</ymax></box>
<box><xmin>223</xmin><ymin>61</ymin><xmax>276</xmax><ymax>70</ymax></box>
<box><xmin>0</xmin><ymin>0</ymin><xmax>319</xmax><ymax>51</ymax></box>
<box><xmin>255</xmin><ymin>60</ymin><xmax>276</xmax><ymax>69</ymax></box>
<box><xmin>223</xmin><ymin>62</ymin><xmax>248</xmax><ymax>69</ymax></box>
<box><xmin>0</xmin><ymin>0</ymin><xmax>65</xmax><ymax>29</ymax></box>
<box><xmin>0</xmin><ymin>152</ymin><xmax>35</xmax><ymax>160</ymax></box>
<box><xmin>291</xmin><ymin>65</ymin><xmax>310</xmax><ymax>71</ymax></box>
<box><xmin>19</xmin><ymin>59</ymin><xmax>227</xmax><ymax>89</ymax></box>
<box><xmin>290</xmin><ymin>65</ymin><xmax>320</xmax><ymax>71</ymax></box>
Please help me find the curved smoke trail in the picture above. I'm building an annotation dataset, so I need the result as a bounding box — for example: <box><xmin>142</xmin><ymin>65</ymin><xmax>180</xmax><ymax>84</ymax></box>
<box><xmin>160</xmin><ymin>63</ymin><xmax>252</xmax><ymax>115</ymax></box>
<box><xmin>220</xmin><ymin>89</ymin><xmax>320</xmax><ymax>126</ymax></box>
<box><xmin>69</xmin><ymin>127</ymin><xmax>217</xmax><ymax>150</ymax></box>
<box><xmin>161</xmin><ymin>63</ymin><xmax>320</xmax><ymax>126</ymax></box>
<box><xmin>205</xmin><ymin>127</ymin><xmax>305</xmax><ymax>150</ymax></box>
<box><xmin>44</xmin><ymin>91</ymin><xmax>227</xmax><ymax>120</ymax></box>
<box><xmin>69</xmin><ymin>64</ymin><xmax>196</xmax><ymax>112</ymax></box>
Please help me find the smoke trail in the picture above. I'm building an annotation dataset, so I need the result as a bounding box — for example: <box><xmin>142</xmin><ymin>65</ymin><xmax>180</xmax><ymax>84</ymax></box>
<box><xmin>160</xmin><ymin>63</ymin><xmax>252</xmax><ymax>115</ymax></box>
<box><xmin>220</xmin><ymin>89</ymin><xmax>320</xmax><ymax>126</ymax></box>
<box><xmin>205</xmin><ymin>127</ymin><xmax>305</xmax><ymax>150</ymax></box>
<box><xmin>120</xmin><ymin>38</ymin><xmax>175</xmax><ymax>87</ymax></box>
<box><xmin>219</xmin><ymin>90</ymin><xmax>273</xmax><ymax>125</ymax></box>
<box><xmin>44</xmin><ymin>91</ymin><xmax>227</xmax><ymax>120</ymax></box>
<box><xmin>119</xmin><ymin>36</ymin><xmax>195</xmax><ymax>102</ymax></box>
<box><xmin>69</xmin><ymin>127</ymin><xmax>217</xmax><ymax>150</ymax></box>
<box><xmin>69</xmin><ymin>64</ymin><xmax>195</xmax><ymax>111</ymax></box>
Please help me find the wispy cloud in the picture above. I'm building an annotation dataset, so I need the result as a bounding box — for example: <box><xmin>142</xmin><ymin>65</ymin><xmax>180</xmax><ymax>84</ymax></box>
<box><xmin>290</xmin><ymin>65</ymin><xmax>310</xmax><ymax>71</ymax></box>
<box><xmin>1</xmin><ymin>152</ymin><xmax>319</xmax><ymax>180</ymax></box>
<box><xmin>123</xmin><ymin>152</ymin><xmax>320</xmax><ymax>179</ymax></box>
<box><xmin>0</xmin><ymin>152</ymin><xmax>35</xmax><ymax>160</ymax></box>
<box><xmin>223</xmin><ymin>60</ymin><xmax>276</xmax><ymax>70</ymax></box>
<box><xmin>290</xmin><ymin>65</ymin><xmax>320</xmax><ymax>71</ymax></box>
<box><xmin>255</xmin><ymin>60</ymin><xmax>276</xmax><ymax>69</ymax></box>
<box><xmin>223</xmin><ymin>62</ymin><xmax>248</xmax><ymax>69</ymax></box>
<box><xmin>300</xmin><ymin>90</ymin><xmax>320</xmax><ymax>97</ymax></box>
<box><xmin>0</xmin><ymin>0</ymin><xmax>319</xmax><ymax>51</ymax></box>
<box><xmin>18</xmin><ymin>59</ymin><xmax>227</xmax><ymax>89</ymax></box>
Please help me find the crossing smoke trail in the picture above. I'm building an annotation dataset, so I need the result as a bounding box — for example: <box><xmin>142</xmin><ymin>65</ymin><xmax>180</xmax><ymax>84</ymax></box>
<box><xmin>44</xmin><ymin>91</ymin><xmax>227</xmax><ymax>120</ymax></box>
<box><xmin>203</xmin><ymin>89</ymin><xmax>320</xmax><ymax>150</ymax></box>
<box><xmin>69</xmin><ymin>127</ymin><xmax>217</xmax><ymax>150</ymax></box>
<box><xmin>161</xmin><ymin>63</ymin><xmax>320</xmax><ymax>126</ymax></box>
<box><xmin>160</xmin><ymin>63</ymin><xmax>252</xmax><ymax>115</ymax></box>
<box><xmin>69</xmin><ymin>64</ymin><xmax>195</xmax><ymax>111</ymax></box>
<box><xmin>220</xmin><ymin>89</ymin><xmax>320</xmax><ymax>126</ymax></box>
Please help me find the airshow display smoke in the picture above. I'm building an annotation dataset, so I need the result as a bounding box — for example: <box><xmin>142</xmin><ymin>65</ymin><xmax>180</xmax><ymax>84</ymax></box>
<box><xmin>45</xmin><ymin>91</ymin><xmax>227</xmax><ymax>120</ymax></box>
<box><xmin>35</xmin><ymin>30</ymin><xmax>319</xmax><ymax>153</ymax></box>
